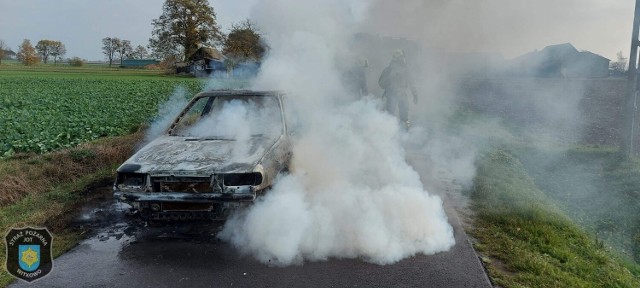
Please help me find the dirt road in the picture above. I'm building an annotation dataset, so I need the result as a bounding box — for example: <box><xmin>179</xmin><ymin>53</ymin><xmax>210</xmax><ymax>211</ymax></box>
<box><xmin>10</xmin><ymin>155</ymin><xmax>491</xmax><ymax>288</ymax></box>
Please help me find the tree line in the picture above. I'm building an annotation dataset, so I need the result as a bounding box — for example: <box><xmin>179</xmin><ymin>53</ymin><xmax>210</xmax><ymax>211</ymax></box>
<box><xmin>2</xmin><ymin>0</ymin><xmax>265</xmax><ymax>67</ymax></box>
<box><xmin>0</xmin><ymin>39</ymin><xmax>68</xmax><ymax>66</ymax></box>
<box><xmin>101</xmin><ymin>37</ymin><xmax>149</xmax><ymax>67</ymax></box>
<box><xmin>98</xmin><ymin>0</ymin><xmax>265</xmax><ymax>69</ymax></box>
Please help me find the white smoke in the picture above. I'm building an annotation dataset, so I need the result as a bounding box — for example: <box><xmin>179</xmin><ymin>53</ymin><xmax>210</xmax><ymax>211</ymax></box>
<box><xmin>218</xmin><ymin>0</ymin><xmax>455</xmax><ymax>265</ymax></box>
<box><xmin>403</xmin><ymin>127</ymin><xmax>479</xmax><ymax>191</ymax></box>
<box><xmin>143</xmin><ymin>86</ymin><xmax>189</xmax><ymax>144</ymax></box>
<box><xmin>185</xmin><ymin>97</ymin><xmax>282</xmax><ymax>162</ymax></box>
<box><xmin>187</xmin><ymin>98</ymin><xmax>281</xmax><ymax>138</ymax></box>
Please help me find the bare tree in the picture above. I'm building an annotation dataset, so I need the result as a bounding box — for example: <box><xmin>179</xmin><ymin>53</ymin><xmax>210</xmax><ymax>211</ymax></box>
<box><xmin>50</xmin><ymin>41</ymin><xmax>66</xmax><ymax>65</ymax></box>
<box><xmin>102</xmin><ymin>37</ymin><xmax>120</xmax><ymax>67</ymax></box>
<box><xmin>133</xmin><ymin>45</ymin><xmax>149</xmax><ymax>59</ymax></box>
<box><xmin>17</xmin><ymin>39</ymin><xmax>40</xmax><ymax>65</ymax></box>
<box><xmin>116</xmin><ymin>40</ymin><xmax>133</xmax><ymax>64</ymax></box>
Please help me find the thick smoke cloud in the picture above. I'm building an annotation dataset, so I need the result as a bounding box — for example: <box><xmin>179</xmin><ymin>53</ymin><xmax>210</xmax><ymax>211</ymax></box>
<box><xmin>214</xmin><ymin>0</ymin><xmax>619</xmax><ymax>266</ymax></box>
<box><xmin>220</xmin><ymin>98</ymin><xmax>455</xmax><ymax>265</ymax></box>
<box><xmin>218</xmin><ymin>0</ymin><xmax>456</xmax><ymax>265</ymax></box>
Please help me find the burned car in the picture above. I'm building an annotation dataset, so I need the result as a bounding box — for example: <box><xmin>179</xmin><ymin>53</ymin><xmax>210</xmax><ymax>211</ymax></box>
<box><xmin>113</xmin><ymin>90</ymin><xmax>292</xmax><ymax>221</ymax></box>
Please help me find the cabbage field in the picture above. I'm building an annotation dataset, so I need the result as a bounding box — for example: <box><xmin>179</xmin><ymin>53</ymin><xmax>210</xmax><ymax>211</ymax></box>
<box><xmin>0</xmin><ymin>72</ymin><xmax>205</xmax><ymax>157</ymax></box>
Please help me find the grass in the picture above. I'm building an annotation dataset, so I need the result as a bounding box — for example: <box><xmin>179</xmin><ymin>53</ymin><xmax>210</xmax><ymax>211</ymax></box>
<box><xmin>0</xmin><ymin>59</ymin><xmax>166</xmax><ymax>76</ymax></box>
<box><xmin>0</xmin><ymin>132</ymin><xmax>142</xmax><ymax>287</ymax></box>
<box><xmin>470</xmin><ymin>149</ymin><xmax>640</xmax><ymax>287</ymax></box>
<box><xmin>511</xmin><ymin>146</ymin><xmax>640</xmax><ymax>265</ymax></box>
<box><xmin>0</xmin><ymin>129</ymin><xmax>142</xmax><ymax>205</ymax></box>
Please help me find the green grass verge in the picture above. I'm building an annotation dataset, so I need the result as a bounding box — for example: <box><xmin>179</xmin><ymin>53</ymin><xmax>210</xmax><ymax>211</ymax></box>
<box><xmin>0</xmin><ymin>165</ymin><xmax>117</xmax><ymax>287</ymax></box>
<box><xmin>511</xmin><ymin>146</ymin><xmax>640</xmax><ymax>266</ymax></box>
<box><xmin>470</xmin><ymin>149</ymin><xmax>640</xmax><ymax>287</ymax></box>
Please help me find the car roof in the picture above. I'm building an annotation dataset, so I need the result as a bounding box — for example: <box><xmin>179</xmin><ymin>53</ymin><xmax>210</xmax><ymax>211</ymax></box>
<box><xmin>195</xmin><ymin>90</ymin><xmax>283</xmax><ymax>97</ymax></box>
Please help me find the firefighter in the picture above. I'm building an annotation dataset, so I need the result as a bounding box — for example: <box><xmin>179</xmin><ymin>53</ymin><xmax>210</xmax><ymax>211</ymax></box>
<box><xmin>378</xmin><ymin>49</ymin><xmax>418</xmax><ymax>129</ymax></box>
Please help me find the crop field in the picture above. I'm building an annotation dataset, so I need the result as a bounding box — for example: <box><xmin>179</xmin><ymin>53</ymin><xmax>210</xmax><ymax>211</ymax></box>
<box><xmin>0</xmin><ymin>68</ymin><xmax>230</xmax><ymax>156</ymax></box>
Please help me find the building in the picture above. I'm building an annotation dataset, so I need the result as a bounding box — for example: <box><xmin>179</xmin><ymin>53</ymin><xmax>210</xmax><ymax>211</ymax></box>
<box><xmin>120</xmin><ymin>59</ymin><xmax>160</xmax><ymax>68</ymax></box>
<box><xmin>187</xmin><ymin>46</ymin><xmax>226</xmax><ymax>77</ymax></box>
<box><xmin>509</xmin><ymin>43</ymin><xmax>610</xmax><ymax>78</ymax></box>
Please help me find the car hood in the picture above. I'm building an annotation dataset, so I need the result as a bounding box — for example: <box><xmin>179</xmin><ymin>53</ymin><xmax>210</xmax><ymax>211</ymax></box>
<box><xmin>119</xmin><ymin>135</ymin><xmax>277</xmax><ymax>175</ymax></box>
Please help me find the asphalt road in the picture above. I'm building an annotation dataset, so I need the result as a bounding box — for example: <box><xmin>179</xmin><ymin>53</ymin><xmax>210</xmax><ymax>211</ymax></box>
<box><xmin>11</xmin><ymin>156</ymin><xmax>492</xmax><ymax>288</ymax></box>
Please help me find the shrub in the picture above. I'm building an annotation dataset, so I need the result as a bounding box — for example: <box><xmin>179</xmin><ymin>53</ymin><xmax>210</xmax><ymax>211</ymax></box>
<box><xmin>69</xmin><ymin>57</ymin><xmax>84</xmax><ymax>67</ymax></box>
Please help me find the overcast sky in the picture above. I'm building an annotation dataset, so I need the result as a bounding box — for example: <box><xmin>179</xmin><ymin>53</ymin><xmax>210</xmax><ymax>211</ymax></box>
<box><xmin>0</xmin><ymin>0</ymin><xmax>257</xmax><ymax>60</ymax></box>
<box><xmin>0</xmin><ymin>0</ymin><xmax>635</xmax><ymax>61</ymax></box>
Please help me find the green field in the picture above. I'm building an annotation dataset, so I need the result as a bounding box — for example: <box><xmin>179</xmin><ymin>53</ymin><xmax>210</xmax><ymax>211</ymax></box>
<box><xmin>0</xmin><ymin>65</ymin><xmax>250</xmax><ymax>157</ymax></box>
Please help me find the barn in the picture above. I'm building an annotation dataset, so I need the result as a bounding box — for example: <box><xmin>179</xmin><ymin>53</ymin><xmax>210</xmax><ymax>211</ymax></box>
<box><xmin>187</xmin><ymin>47</ymin><xmax>226</xmax><ymax>77</ymax></box>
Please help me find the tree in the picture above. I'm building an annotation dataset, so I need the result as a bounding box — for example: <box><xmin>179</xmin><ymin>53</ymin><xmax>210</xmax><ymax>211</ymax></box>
<box><xmin>17</xmin><ymin>39</ymin><xmax>40</xmax><ymax>66</ymax></box>
<box><xmin>102</xmin><ymin>37</ymin><xmax>120</xmax><ymax>67</ymax></box>
<box><xmin>116</xmin><ymin>40</ymin><xmax>133</xmax><ymax>64</ymax></box>
<box><xmin>222</xmin><ymin>19</ymin><xmax>266</xmax><ymax>61</ymax></box>
<box><xmin>50</xmin><ymin>41</ymin><xmax>66</xmax><ymax>65</ymax></box>
<box><xmin>132</xmin><ymin>45</ymin><xmax>149</xmax><ymax>59</ymax></box>
<box><xmin>35</xmin><ymin>40</ymin><xmax>58</xmax><ymax>64</ymax></box>
<box><xmin>149</xmin><ymin>0</ymin><xmax>224</xmax><ymax>61</ymax></box>
<box><xmin>610</xmin><ymin>51</ymin><xmax>628</xmax><ymax>74</ymax></box>
<box><xmin>0</xmin><ymin>40</ymin><xmax>6</xmax><ymax>64</ymax></box>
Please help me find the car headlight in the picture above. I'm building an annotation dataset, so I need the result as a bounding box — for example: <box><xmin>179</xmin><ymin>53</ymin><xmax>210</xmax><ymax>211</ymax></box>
<box><xmin>116</xmin><ymin>172</ymin><xmax>147</xmax><ymax>188</ymax></box>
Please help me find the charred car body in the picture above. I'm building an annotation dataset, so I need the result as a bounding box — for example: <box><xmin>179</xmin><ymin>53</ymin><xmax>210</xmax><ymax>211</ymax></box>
<box><xmin>113</xmin><ymin>90</ymin><xmax>292</xmax><ymax>221</ymax></box>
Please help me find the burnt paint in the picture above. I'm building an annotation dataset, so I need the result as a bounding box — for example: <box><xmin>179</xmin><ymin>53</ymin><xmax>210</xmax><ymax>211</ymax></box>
<box><xmin>117</xmin><ymin>164</ymin><xmax>141</xmax><ymax>173</ymax></box>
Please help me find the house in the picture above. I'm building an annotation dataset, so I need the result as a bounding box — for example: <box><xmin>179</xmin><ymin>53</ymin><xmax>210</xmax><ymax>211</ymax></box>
<box><xmin>509</xmin><ymin>43</ymin><xmax>610</xmax><ymax>78</ymax></box>
<box><xmin>187</xmin><ymin>46</ymin><xmax>226</xmax><ymax>77</ymax></box>
<box><xmin>566</xmin><ymin>51</ymin><xmax>610</xmax><ymax>77</ymax></box>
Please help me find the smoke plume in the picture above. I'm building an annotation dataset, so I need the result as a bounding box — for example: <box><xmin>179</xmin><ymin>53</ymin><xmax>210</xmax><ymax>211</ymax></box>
<box><xmin>143</xmin><ymin>86</ymin><xmax>189</xmax><ymax>144</ymax></box>
<box><xmin>218</xmin><ymin>0</ymin><xmax>456</xmax><ymax>265</ymax></box>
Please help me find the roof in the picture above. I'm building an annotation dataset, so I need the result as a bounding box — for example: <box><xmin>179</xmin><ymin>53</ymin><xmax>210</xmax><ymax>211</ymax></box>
<box><xmin>188</xmin><ymin>47</ymin><xmax>225</xmax><ymax>61</ymax></box>
<box><xmin>121</xmin><ymin>59</ymin><xmax>160</xmax><ymax>67</ymax></box>
<box><xmin>540</xmin><ymin>43</ymin><xmax>578</xmax><ymax>55</ymax></box>
<box><xmin>577</xmin><ymin>51</ymin><xmax>610</xmax><ymax>62</ymax></box>
<box><xmin>512</xmin><ymin>42</ymin><xmax>609</xmax><ymax>64</ymax></box>
<box><xmin>196</xmin><ymin>90</ymin><xmax>283</xmax><ymax>97</ymax></box>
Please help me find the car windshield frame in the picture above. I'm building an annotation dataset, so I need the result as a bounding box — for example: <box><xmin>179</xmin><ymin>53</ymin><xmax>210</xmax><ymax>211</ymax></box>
<box><xmin>168</xmin><ymin>94</ymin><xmax>285</xmax><ymax>139</ymax></box>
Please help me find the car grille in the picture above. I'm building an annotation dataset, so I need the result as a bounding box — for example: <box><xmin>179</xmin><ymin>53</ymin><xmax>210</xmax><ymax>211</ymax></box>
<box><xmin>162</xmin><ymin>202</ymin><xmax>213</xmax><ymax>211</ymax></box>
<box><xmin>151</xmin><ymin>176</ymin><xmax>212</xmax><ymax>193</ymax></box>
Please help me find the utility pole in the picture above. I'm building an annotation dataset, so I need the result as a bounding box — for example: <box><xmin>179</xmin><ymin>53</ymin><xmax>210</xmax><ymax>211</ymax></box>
<box><xmin>624</xmin><ymin>0</ymin><xmax>640</xmax><ymax>156</ymax></box>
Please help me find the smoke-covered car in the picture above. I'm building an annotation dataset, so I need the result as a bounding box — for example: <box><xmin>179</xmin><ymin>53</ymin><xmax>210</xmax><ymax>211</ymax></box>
<box><xmin>113</xmin><ymin>90</ymin><xmax>292</xmax><ymax>221</ymax></box>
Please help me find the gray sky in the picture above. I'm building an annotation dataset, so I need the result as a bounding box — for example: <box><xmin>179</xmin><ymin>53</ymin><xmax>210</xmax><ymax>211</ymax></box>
<box><xmin>0</xmin><ymin>0</ymin><xmax>256</xmax><ymax>60</ymax></box>
<box><xmin>0</xmin><ymin>0</ymin><xmax>635</xmax><ymax>61</ymax></box>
